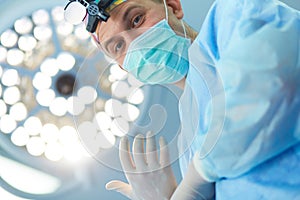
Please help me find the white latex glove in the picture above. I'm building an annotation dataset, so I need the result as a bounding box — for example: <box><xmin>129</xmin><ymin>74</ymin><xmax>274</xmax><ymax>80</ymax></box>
<box><xmin>106</xmin><ymin>132</ymin><xmax>177</xmax><ymax>200</ymax></box>
<box><xmin>170</xmin><ymin>160</ymin><xmax>215</xmax><ymax>200</ymax></box>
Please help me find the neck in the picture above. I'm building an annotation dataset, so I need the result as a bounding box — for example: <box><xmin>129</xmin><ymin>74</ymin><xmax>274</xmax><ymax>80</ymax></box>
<box><xmin>184</xmin><ymin>22</ymin><xmax>198</xmax><ymax>42</ymax></box>
<box><xmin>174</xmin><ymin>77</ymin><xmax>186</xmax><ymax>90</ymax></box>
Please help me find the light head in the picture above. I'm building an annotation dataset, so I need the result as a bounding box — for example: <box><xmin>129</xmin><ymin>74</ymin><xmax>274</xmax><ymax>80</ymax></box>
<box><xmin>64</xmin><ymin>0</ymin><xmax>126</xmax><ymax>33</ymax></box>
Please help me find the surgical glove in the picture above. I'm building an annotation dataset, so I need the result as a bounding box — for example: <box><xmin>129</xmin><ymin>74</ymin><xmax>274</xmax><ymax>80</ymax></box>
<box><xmin>106</xmin><ymin>133</ymin><xmax>177</xmax><ymax>200</ymax></box>
<box><xmin>171</xmin><ymin>160</ymin><xmax>215</xmax><ymax>200</ymax></box>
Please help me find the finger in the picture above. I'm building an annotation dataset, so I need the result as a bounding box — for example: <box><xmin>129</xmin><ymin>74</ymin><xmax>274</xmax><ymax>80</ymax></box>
<box><xmin>119</xmin><ymin>137</ymin><xmax>135</xmax><ymax>172</ymax></box>
<box><xmin>106</xmin><ymin>180</ymin><xmax>133</xmax><ymax>199</ymax></box>
<box><xmin>146</xmin><ymin>131</ymin><xmax>159</xmax><ymax>168</ymax></box>
<box><xmin>159</xmin><ymin>136</ymin><xmax>170</xmax><ymax>167</ymax></box>
<box><xmin>132</xmin><ymin>134</ymin><xmax>147</xmax><ymax>170</ymax></box>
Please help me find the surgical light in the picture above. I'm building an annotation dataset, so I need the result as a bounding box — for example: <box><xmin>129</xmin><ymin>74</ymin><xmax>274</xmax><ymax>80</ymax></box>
<box><xmin>0</xmin><ymin>4</ymin><xmax>144</xmax><ymax>164</ymax></box>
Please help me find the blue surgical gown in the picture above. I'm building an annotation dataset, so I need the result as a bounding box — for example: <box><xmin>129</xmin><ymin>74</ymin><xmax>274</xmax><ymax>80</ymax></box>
<box><xmin>178</xmin><ymin>0</ymin><xmax>300</xmax><ymax>199</ymax></box>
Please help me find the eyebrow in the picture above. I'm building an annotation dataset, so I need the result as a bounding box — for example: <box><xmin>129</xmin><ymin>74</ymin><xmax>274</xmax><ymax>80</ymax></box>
<box><xmin>122</xmin><ymin>5</ymin><xmax>143</xmax><ymax>23</ymax></box>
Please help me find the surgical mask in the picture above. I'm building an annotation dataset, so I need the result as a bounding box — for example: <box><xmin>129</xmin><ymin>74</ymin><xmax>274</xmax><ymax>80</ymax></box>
<box><xmin>123</xmin><ymin>3</ymin><xmax>191</xmax><ymax>84</ymax></box>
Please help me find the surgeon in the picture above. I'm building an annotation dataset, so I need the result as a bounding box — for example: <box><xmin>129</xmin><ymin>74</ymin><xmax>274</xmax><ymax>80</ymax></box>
<box><xmin>65</xmin><ymin>0</ymin><xmax>300</xmax><ymax>199</ymax></box>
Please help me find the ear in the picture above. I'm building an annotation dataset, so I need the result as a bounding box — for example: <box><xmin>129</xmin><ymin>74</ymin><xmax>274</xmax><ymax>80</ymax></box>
<box><xmin>165</xmin><ymin>0</ymin><xmax>184</xmax><ymax>19</ymax></box>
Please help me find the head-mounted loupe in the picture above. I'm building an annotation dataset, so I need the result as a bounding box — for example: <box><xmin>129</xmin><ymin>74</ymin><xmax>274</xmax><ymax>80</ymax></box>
<box><xmin>64</xmin><ymin>0</ymin><xmax>123</xmax><ymax>33</ymax></box>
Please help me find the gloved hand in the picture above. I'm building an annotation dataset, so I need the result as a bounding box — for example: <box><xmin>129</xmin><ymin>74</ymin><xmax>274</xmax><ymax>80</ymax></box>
<box><xmin>106</xmin><ymin>132</ymin><xmax>177</xmax><ymax>200</ymax></box>
<box><xmin>170</xmin><ymin>159</ymin><xmax>215</xmax><ymax>200</ymax></box>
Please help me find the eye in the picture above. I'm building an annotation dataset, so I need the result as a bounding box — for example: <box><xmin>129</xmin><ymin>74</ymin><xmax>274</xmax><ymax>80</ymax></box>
<box><xmin>114</xmin><ymin>40</ymin><xmax>124</xmax><ymax>54</ymax></box>
<box><xmin>131</xmin><ymin>14</ymin><xmax>143</xmax><ymax>28</ymax></box>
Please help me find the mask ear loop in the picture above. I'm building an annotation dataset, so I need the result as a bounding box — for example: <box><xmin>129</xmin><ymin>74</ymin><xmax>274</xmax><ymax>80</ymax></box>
<box><xmin>162</xmin><ymin>0</ymin><xmax>168</xmax><ymax>21</ymax></box>
<box><xmin>181</xmin><ymin>20</ymin><xmax>187</xmax><ymax>38</ymax></box>
<box><xmin>162</xmin><ymin>0</ymin><xmax>186</xmax><ymax>38</ymax></box>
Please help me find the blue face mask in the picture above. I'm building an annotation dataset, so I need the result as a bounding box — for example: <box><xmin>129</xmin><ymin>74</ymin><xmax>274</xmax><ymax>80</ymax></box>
<box><xmin>123</xmin><ymin>19</ymin><xmax>191</xmax><ymax>84</ymax></box>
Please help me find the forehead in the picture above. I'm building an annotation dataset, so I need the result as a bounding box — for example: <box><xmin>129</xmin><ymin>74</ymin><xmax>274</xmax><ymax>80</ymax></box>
<box><xmin>96</xmin><ymin>0</ymin><xmax>156</xmax><ymax>42</ymax></box>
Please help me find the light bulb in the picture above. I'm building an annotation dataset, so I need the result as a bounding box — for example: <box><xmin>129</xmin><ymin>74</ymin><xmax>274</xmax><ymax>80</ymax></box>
<box><xmin>14</xmin><ymin>17</ymin><xmax>33</xmax><ymax>34</ymax></box>
<box><xmin>40</xmin><ymin>58</ymin><xmax>59</xmax><ymax>77</ymax></box>
<box><xmin>0</xmin><ymin>114</ymin><xmax>17</xmax><ymax>134</ymax></box>
<box><xmin>34</xmin><ymin>26</ymin><xmax>52</xmax><ymax>41</ymax></box>
<box><xmin>33</xmin><ymin>72</ymin><xmax>52</xmax><ymax>90</ymax></box>
<box><xmin>127</xmin><ymin>87</ymin><xmax>144</xmax><ymax>105</ymax></box>
<box><xmin>0</xmin><ymin>29</ymin><xmax>18</xmax><ymax>48</ymax></box>
<box><xmin>57</xmin><ymin>52</ymin><xmax>75</xmax><ymax>71</ymax></box>
<box><xmin>121</xmin><ymin>103</ymin><xmax>140</xmax><ymax>122</ymax></box>
<box><xmin>36</xmin><ymin>89</ymin><xmax>56</xmax><ymax>107</ymax></box>
<box><xmin>18</xmin><ymin>35</ymin><xmax>37</xmax><ymax>52</ymax></box>
<box><xmin>32</xmin><ymin>9</ymin><xmax>49</xmax><ymax>25</ymax></box>
<box><xmin>104</xmin><ymin>99</ymin><xmax>122</xmax><ymax>117</ymax></box>
<box><xmin>110</xmin><ymin>118</ymin><xmax>129</xmax><ymax>137</ymax></box>
<box><xmin>78</xmin><ymin>86</ymin><xmax>97</xmax><ymax>105</ymax></box>
<box><xmin>26</xmin><ymin>137</ymin><xmax>46</xmax><ymax>156</ymax></box>
<box><xmin>45</xmin><ymin>142</ymin><xmax>64</xmax><ymax>162</ymax></box>
<box><xmin>7</xmin><ymin>49</ymin><xmax>24</xmax><ymax>66</ymax></box>
<box><xmin>1</xmin><ymin>69</ymin><xmax>19</xmax><ymax>87</ymax></box>
<box><xmin>96</xmin><ymin>130</ymin><xmax>116</xmax><ymax>149</ymax></box>
<box><xmin>67</xmin><ymin>96</ymin><xmax>85</xmax><ymax>116</ymax></box>
<box><xmin>49</xmin><ymin>97</ymin><xmax>67</xmax><ymax>116</ymax></box>
<box><xmin>3</xmin><ymin>86</ymin><xmax>21</xmax><ymax>105</ymax></box>
<box><xmin>9</xmin><ymin>102</ymin><xmax>28</xmax><ymax>121</ymax></box>
<box><xmin>11</xmin><ymin>127</ymin><xmax>30</xmax><ymax>146</ymax></box>
<box><xmin>24</xmin><ymin>116</ymin><xmax>42</xmax><ymax>136</ymax></box>
<box><xmin>93</xmin><ymin>111</ymin><xmax>112</xmax><ymax>131</ymax></box>
<box><xmin>40</xmin><ymin>123</ymin><xmax>59</xmax><ymax>143</ymax></box>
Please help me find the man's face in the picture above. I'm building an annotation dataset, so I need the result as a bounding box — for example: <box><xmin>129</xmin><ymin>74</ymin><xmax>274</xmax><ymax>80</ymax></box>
<box><xmin>96</xmin><ymin>0</ymin><xmax>167</xmax><ymax>66</ymax></box>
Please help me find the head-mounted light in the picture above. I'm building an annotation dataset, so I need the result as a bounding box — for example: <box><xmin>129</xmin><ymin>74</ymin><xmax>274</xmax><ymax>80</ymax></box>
<box><xmin>64</xmin><ymin>0</ymin><xmax>126</xmax><ymax>33</ymax></box>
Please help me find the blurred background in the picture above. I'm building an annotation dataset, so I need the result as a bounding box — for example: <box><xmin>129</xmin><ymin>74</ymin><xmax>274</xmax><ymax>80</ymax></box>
<box><xmin>0</xmin><ymin>0</ymin><xmax>299</xmax><ymax>199</ymax></box>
